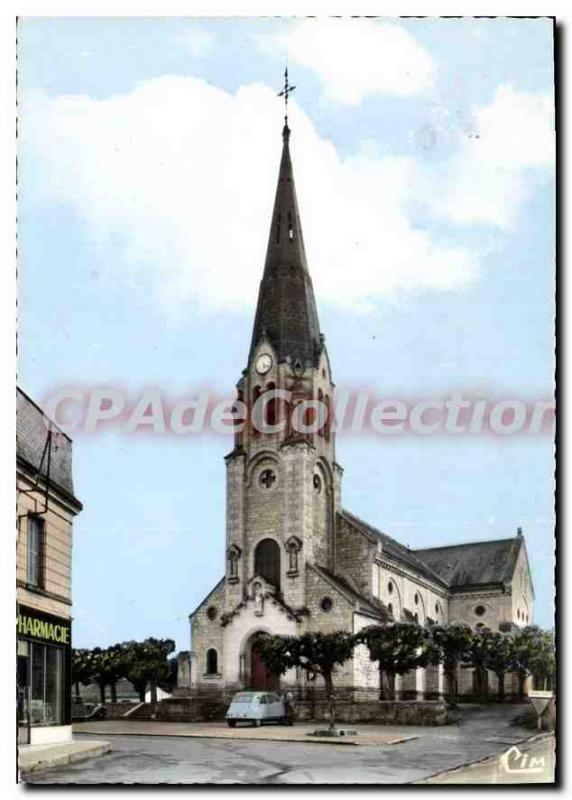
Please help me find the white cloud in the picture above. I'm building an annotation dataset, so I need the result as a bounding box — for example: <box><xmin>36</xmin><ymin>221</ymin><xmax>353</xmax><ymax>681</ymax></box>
<box><xmin>425</xmin><ymin>84</ymin><xmax>554</xmax><ymax>228</ymax></box>
<box><xmin>173</xmin><ymin>25</ymin><xmax>215</xmax><ymax>57</ymax></box>
<box><xmin>256</xmin><ymin>19</ymin><xmax>436</xmax><ymax>105</ymax></box>
<box><xmin>21</xmin><ymin>77</ymin><xmax>483</xmax><ymax>316</ymax></box>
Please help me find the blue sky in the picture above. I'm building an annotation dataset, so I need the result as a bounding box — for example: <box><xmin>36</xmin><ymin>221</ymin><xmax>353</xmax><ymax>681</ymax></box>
<box><xmin>17</xmin><ymin>17</ymin><xmax>555</xmax><ymax>649</ymax></box>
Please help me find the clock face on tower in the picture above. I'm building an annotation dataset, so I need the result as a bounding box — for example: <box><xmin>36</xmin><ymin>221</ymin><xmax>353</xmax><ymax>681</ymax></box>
<box><xmin>256</xmin><ymin>354</ymin><xmax>273</xmax><ymax>375</ymax></box>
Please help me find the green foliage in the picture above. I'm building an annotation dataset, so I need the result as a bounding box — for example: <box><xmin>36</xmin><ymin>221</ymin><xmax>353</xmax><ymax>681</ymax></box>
<box><xmin>428</xmin><ymin>622</ymin><xmax>474</xmax><ymax>669</ymax></box>
<box><xmin>123</xmin><ymin>638</ymin><xmax>176</xmax><ymax>702</ymax></box>
<box><xmin>72</xmin><ymin>639</ymin><xmax>176</xmax><ymax>704</ymax></box>
<box><xmin>511</xmin><ymin>626</ymin><xmax>555</xmax><ymax>683</ymax></box>
<box><xmin>257</xmin><ymin>631</ymin><xmax>357</xmax><ymax>679</ymax></box>
<box><xmin>358</xmin><ymin>623</ymin><xmax>430</xmax><ymax>677</ymax></box>
<box><xmin>71</xmin><ymin>648</ymin><xmax>94</xmax><ymax>692</ymax></box>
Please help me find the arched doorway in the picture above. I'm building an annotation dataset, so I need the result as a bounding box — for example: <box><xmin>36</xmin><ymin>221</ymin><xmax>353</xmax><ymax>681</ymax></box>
<box><xmin>248</xmin><ymin>636</ymin><xmax>279</xmax><ymax>691</ymax></box>
<box><xmin>254</xmin><ymin>538</ymin><xmax>281</xmax><ymax>589</ymax></box>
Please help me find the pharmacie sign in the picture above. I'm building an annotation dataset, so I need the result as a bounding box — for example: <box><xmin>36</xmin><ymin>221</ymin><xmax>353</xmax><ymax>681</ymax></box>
<box><xmin>17</xmin><ymin>605</ymin><xmax>71</xmax><ymax>646</ymax></box>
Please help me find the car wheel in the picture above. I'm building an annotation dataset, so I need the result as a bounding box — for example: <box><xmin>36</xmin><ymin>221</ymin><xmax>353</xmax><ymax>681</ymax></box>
<box><xmin>227</xmin><ymin>720</ymin><xmax>236</xmax><ymax>728</ymax></box>
<box><xmin>253</xmin><ymin>719</ymin><xmax>262</xmax><ymax>727</ymax></box>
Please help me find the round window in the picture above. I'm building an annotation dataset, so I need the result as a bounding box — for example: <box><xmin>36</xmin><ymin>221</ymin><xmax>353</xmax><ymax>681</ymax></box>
<box><xmin>320</xmin><ymin>597</ymin><xmax>333</xmax><ymax>612</ymax></box>
<box><xmin>313</xmin><ymin>474</ymin><xmax>322</xmax><ymax>493</ymax></box>
<box><xmin>435</xmin><ymin>602</ymin><xmax>440</xmax><ymax>616</ymax></box>
<box><xmin>475</xmin><ymin>605</ymin><xmax>486</xmax><ymax>617</ymax></box>
<box><xmin>259</xmin><ymin>469</ymin><xmax>277</xmax><ymax>490</ymax></box>
<box><xmin>388</xmin><ymin>581</ymin><xmax>393</xmax><ymax>594</ymax></box>
<box><xmin>414</xmin><ymin>592</ymin><xmax>419</xmax><ymax>605</ymax></box>
<box><xmin>206</xmin><ymin>606</ymin><xmax>218</xmax><ymax>621</ymax></box>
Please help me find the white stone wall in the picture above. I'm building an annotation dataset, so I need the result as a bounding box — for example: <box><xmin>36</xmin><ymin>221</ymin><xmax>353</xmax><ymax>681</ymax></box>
<box><xmin>190</xmin><ymin>580</ymin><xmax>226</xmax><ymax>691</ymax></box>
<box><xmin>373</xmin><ymin>561</ymin><xmax>448</xmax><ymax>624</ymax></box>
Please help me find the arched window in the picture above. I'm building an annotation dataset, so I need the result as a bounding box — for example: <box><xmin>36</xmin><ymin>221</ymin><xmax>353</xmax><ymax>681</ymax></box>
<box><xmin>324</xmin><ymin>395</ymin><xmax>331</xmax><ymax>441</ymax></box>
<box><xmin>254</xmin><ymin>538</ymin><xmax>281</xmax><ymax>588</ymax></box>
<box><xmin>252</xmin><ymin>386</ymin><xmax>262</xmax><ymax>437</ymax></box>
<box><xmin>266</xmin><ymin>382</ymin><xmax>278</xmax><ymax>427</ymax></box>
<box><xmin>206</xmin><ymin>648</ymin><xmax>218</xmax><ymax>675</ymax></box>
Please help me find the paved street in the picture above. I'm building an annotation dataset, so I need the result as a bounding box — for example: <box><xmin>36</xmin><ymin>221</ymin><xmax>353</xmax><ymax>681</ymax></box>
<box><xmin>25</xmin><ymin>705</ymin><xmax>554</xmax><ymax>785</ymax></box>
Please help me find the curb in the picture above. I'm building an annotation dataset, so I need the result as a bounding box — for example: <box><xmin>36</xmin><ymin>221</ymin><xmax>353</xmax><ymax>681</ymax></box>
<box><xmin>20</xmin><ymin>742</ymin><xmax>112</xmax><ymax>776</ymax></box>
<box><xmin>75</xmin><ymin>727</ymin><xmax>412</xmax><ymax>747</ymax></box>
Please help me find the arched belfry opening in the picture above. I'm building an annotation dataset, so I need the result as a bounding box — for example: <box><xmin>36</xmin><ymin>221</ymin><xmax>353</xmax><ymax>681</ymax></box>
<box><xmin>254</xmin><ymin>538</ymin><xmax>281</xmax><ymax>589</ymax></box>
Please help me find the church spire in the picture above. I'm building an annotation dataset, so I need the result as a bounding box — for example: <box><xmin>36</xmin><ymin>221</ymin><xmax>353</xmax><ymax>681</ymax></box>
<box><xmin>248</xmin><ymin>73</ymin><xmax>322</xmax><ymax>368</ymax></box>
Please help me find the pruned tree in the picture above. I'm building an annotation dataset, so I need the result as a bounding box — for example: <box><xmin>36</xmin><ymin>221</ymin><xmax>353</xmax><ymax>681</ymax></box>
<box><xmin>71</xmin><ymin>648</ymin><xmax>94</xmax><ymax>700</ymax></box>
<box><xmin>466</xmin><ymin>627</ymin><xmax>500</xmax><ymax>701</ymax></box>
<box><xmin>358</xmin><ymin>623</ymin><xmax>430</xmax><ymax>700</ymax></box>
<box><xmin>481</xmin><ymin>630</ymin><xmax>515</xmax><ymax>702</ymax></box>
<box><xmin>511</xmin><ymin>626</ymin><xmax>556</xmax><ymax>697</ymax></box>
<box><xmin>89</xmin><ymin>645</ymin><xmax>126</xmax><ymax>705</ymax></box>
<box><xmin>257</xmin><ymin>631</ymin><xmax>358</xmax><ymax>730</ymax></box>
<box><xmin>428</xmin><ymin>623</ymin><xmax>474</xmax><ymax>705</ymax></box>
<box><xmin>124</xmin><ymin>638</ymin><xmax>176</xmax><ymax>705</ymax></box>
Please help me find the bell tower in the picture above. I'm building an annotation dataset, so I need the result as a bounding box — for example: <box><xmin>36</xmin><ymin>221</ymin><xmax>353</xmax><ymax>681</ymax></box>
<box><xmin>224</xmin><ymin>87</ymin><xmax>342</xmax><ymax>614</ymax></box>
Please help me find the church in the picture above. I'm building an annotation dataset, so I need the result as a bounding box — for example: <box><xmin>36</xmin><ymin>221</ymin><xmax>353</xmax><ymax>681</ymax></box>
<box><xmin>188</xmin><ymin>105</ymin><xmax>534</xmax><ymax>701</ymax></box>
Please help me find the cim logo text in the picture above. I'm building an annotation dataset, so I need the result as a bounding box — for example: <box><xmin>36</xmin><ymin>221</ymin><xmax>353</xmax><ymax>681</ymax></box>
<box><xmin>17</xmin><ymin>613</ymin><xmax>70</xmax><ymax>644</ymax></box>
<box><xmin>500</xmin><ymin>746</ymin><xmax>546</xmax><ymax>775</ymax></box>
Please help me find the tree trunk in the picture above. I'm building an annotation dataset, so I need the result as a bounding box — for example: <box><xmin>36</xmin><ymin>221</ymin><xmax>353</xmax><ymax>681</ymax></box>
<box><xmin>475</xmin><ymin>665</ymin><xmax>486</xmax><ymax>702</ymax></box>
<box><xmin>518</xmin><ymin>673</ymin><xmax>526</xmax><ymax>700</ymax></box>
<box><xmin>378</xmin><ymin>666</ymin><xmax>393</xmax><ymax>700</ymax></box>
<box><xmin>139</xmin><ymin>687</ymin><xmax>146</xmax><ymax>703</ymax></box>
<box><xmin>110</xmin><ymin>681</ymin><xmax>118</xmax><ymax>704</ymax></box>
<box><xmin>445</xmin><ymin>664</ymin><xmax>457</xmax><ymax>705</ymax></box>
<box><xmin>497</xmin><ymin>671</ymin><xmax>505</xmax><ymax>702</ymax></box>
<box><xmin>74</xmin><ymin>680</ymin><xmax>80</xmax><ymax>699</ymax></box>
<box><xmin>150</xmin><ymin>681</ymin><xmax>158</xmax><ymax>706</ymax></box>
<box><xmin>99</xmin><ymin>682</ymin><xmax>106</xmax><ymax>705</ymax></box>
<box><xmin>324</xmin><ymin>672</ymin><xmax>335</xmax><ymax>731</ymax></box>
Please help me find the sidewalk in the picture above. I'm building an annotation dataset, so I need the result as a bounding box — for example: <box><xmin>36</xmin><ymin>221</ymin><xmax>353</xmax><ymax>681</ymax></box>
<box><xmin>19</xmin><ymin>739</ymin><xmax>112</xmax><ymax>776</ymax></box>
<box><xmin>416</xmin><ymin>734</ymin><xmax>555</xmax><ymax>784</ymax></box>
<box><xmin>73</xmin><ymin>719</ymin><xmax>416</xmax><ymax>747</ymax></box>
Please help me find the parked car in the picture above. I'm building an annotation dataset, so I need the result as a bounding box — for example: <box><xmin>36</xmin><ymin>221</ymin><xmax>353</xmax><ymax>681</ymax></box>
<box><xmin>225</xmin><ymin>691</ymin><xmax>288</xmax><ymax>727</ymax></box>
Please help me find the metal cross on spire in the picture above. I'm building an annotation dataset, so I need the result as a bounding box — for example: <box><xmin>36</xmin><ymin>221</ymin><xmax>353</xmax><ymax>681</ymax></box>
<box><xmin>277</xmin><ymin>67</ymin><xmax>296</xmax><ymax>127</ymax></box>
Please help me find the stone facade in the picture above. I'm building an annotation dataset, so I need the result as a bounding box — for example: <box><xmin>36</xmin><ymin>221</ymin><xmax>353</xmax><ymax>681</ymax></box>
<box><xmin>186</xmin><ymin>122</ymin><xmax>535</xmax><ymax>703</ymax></box>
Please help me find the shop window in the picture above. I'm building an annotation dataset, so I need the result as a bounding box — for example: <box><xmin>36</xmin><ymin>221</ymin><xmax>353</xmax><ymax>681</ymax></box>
<box><xmin>27</xmin><ymin>515</ymin><xmax>44</xmax><ymax>587</ymax></box>
<box><xmin>206</xmin><ymin>649</ymin><xmax>218</xmax><ymax>675</ymax></box>
<box><xmin>29</xmin><ymin>642</ymin><xmax>63</xmax><ymax>726</ymax></box>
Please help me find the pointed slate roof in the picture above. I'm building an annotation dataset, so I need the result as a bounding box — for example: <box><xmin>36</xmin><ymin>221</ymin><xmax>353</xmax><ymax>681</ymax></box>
<box><xmin>414</xmin><ymin>537</ymin><xmax>523</xmax><ymax>590</ymax></box>
<box><xmin>17</xmin><ymin>387</ymin><xmax>82</xmax><ymax>509</ymax></box>
<box><xmin>248</xmin><ymin>123</ymin><xmax>322</xmax><ymax>367</ymax></box>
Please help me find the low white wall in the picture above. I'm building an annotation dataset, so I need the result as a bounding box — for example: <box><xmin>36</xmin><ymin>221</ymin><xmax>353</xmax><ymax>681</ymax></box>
<box><xmin>30</xmin><ymin>725</ymin><xmax>73</xmax><ymax>745</ymax></box>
